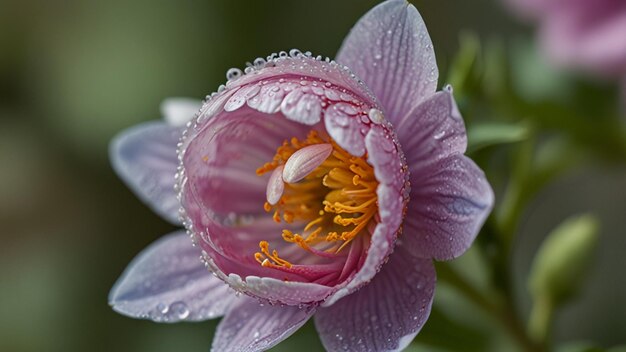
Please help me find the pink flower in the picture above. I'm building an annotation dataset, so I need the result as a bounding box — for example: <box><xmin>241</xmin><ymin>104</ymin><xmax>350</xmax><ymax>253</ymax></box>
<box><xmin>507</xmin><ymin>0</ymin><xmax>626</xmax><ymax>78</ymax></box>
<box><xmin>109</xmin><ymin>1</ymin><xmax>493</xmax><ymax>351</ymax></box>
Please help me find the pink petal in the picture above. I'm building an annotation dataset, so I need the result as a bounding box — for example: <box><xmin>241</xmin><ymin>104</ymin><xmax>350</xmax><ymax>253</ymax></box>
<box><xmin>404</xmin><ymin>154</ymin><xmax>494</xmax><ymax>260</ymax></box>
<box><xmin>282</xmin><ymin>143</ymin><xmax>333</xmax><ymax>183</ymax></box>
<box><xmin>110</xmin><ymin>121</ymin><xmax>181</xmax><ymax>224</ymax></box>
<box><xmin>211</xmin><ymin>296</ymin><xmax>315</xmax><ymax>352</ymax></box>
<box><xmin>182</xmin><ymin>107</ymin><xmax>310</xmax><ymax>216</ymax></box>
<box><xmin>109</xmin><ymin>231</ymin><xmax>237</xmax><ymax>322</ymax></box>
<box><xmin>315</xmin><ymin>245</ymin><xmax>435</xmax><ymax>352</ymax></box>
<box><xmin>280</xmin><ymin>89</ymin><xmax>323</xmax><ymax>125</ymax></box>
<box><xmin>541</xmin><ymin>3</ymin><xmax>626</xmax><ymax>76</ymax></box>
<box><xmin>160</xmin><ymin>98</ymin><xmax>202</xmax><ymax>127</ymax></box>
<box><xmin>199</xmin><ymin>233</ymin><xmax>337</xmax><ymax>305</ymax></box>
<box><xmin>336</xmin><ymin>0</ymin><xmax>438</xmax><ymax>124</ymax></box>
<box><xmin>397</xmin><ymin>89</ymin><xmax>467</xmax><ymax>175</ymax></box>
<box><xmin>182</xmin><ymin>198</ymin><xmax>337</xmax><ymax>304</ymax></box>
<box><xmin>224</xmin><ymin>55</ymin><xmax>379</xmax><ymax>111</ymax></box>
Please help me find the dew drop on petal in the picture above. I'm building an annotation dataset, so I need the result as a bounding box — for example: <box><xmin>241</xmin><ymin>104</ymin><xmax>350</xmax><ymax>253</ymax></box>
<box><xmin>169</xmin><ymin>301</ymin><xmax>190</xmax><ymax>320</ymax></box>
<box><xmin>156</xmin><ymin>302</ymin><xmax>169</xmax><ymax>314</ymax></box>
<box><xmin>226</xmin><ymin>68</ymin><xmax>243</xmax><ymax>81</ymax></box>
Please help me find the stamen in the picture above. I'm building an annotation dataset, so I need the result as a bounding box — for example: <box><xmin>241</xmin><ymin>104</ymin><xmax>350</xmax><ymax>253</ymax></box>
<box><xmin>254</xmin><ymin>130</ymin><xmax>379</xmax><ymax>272</ymax></box>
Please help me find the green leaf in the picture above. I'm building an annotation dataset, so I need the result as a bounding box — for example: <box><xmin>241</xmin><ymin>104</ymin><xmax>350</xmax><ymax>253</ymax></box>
<box><xmin>528</xmin><ymin>214</ymin><xmax>599</xmax><ymax>301</ymax></box>
<box><xmin>467</xmin><ymin>122</ymin><xmax>531</xmax><ymax>153</ymax></box>
<box><xmin>527</xmin><ymin>214</ymin><xmax>600</xmax><ymax>342</ymax></box>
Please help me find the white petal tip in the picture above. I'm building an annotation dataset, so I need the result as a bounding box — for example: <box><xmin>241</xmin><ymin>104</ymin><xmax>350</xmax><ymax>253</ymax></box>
<box><xmin>161</xmin><ymin>98</ymin><xmax>203</xmax><ymax>127</ymax></box>
<box><xmin>266</xmin><ymin>165</ymin><xmax>285</xmax><ymax>205</ymax></box>
<box><xmin>282</xmin><ymin>143</ymin><xmax>333</xmax><ymax>183</ymax></box>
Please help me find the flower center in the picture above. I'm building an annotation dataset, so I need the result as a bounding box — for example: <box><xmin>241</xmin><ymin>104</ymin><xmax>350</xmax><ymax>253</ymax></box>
<box><xmin>254</xmin><ymin>130</ymin><xmax>378</xmax><ymax>270</ymax></box>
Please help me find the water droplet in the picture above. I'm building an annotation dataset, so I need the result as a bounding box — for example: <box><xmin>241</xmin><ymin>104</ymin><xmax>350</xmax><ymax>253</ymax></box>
<box><xmin>289</xmin><ymin>49</ymin><xmax>302</xmax><ymax>58</ymax></box>
<box><xmin>156</xmin><ymin>302</ymin><xmax>169</xmax><ymax>314</ymax></box>
<box><xmin>253</xmin><ymin>57</ymin><xmax>266</xmax><ymax>68</ymax></box>
<box><xmin>434</xmin><ymin>130</ymin><xmax>445</xmax><ymax>140</ymax></box>
<box><xmin>169</xmin><ymin>301</ymin><xmax>190</xmax><ymax>320</ymax></box>
<box><xmin>226</xmin><ymin>68</ymin><xmax>243</xmax><ymax>81</ymax></box>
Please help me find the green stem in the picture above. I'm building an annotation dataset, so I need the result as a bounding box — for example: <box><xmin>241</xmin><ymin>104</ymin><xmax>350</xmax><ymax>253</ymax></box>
<box><xmin>438</xmin><ymin>263</ymin><xmax>545</xmax><ymax>352</ymax></box>
<box><xmin>528</xmin><ymin>295</ymin><xmax>554</xmax><ymax>345</ymax></box>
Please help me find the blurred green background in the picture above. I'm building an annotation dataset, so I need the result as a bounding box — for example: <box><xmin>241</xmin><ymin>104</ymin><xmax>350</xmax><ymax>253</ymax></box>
<box><xmin>0</xmin><ymin>0</ymin><xmax>624</xmax><ymax>351</ymax></box>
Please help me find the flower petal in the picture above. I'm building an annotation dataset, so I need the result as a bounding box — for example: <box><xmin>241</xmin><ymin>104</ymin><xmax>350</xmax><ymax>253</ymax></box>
<box><xmin>540</xmin><ymin>4</ymin><xmax>626</xmax><ymax>76</ymax></box>
<box><xmin>336</xmin><ymin>0</ymin><xmax>438</xmax><ymax>124</ymax></box>
<box><xmin>109</xmin><ymin>231</ymin><xmax>237</xmax><ymax>322</ymax></box>
<box><xmin>404</xmin><ymin>154</ymin><xmax>494</xmax><ymax>260</ymax></box>
<box><xmin>110</xmin><ymin>121</ymin><xmax>181</xmax><ymax>224</ymax></box>
<box><xmin>315</xmin><ymin>245</ymin><xmax>435</xmax><ymax>352</ymax></box>
<box><xmin>211</xmin><ymin>296</ymin><xmax>315</xmax><ymax>352</ymax></box>
<box><xmin>324</xmin><ymin>102</ymin><xmax>368</xmax><ymax>157</ymax></box>
<box><xmin>396</xmin><ymin>88</ymin><xmax>467</xmax><ymax>174</ymax></box>
<box><xmin>160</xmin><ymin>97</ymin><xmax>203</xmax><ymax>127</ymax></box>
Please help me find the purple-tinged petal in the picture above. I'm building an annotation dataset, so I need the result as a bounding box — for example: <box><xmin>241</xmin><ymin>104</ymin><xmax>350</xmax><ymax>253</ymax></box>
<box><xmin>211</xmin><ymin>296</ymin><xmax>315</xmax><ymax>352</ymax></box>
<box><xmin>283</xmin><ymin>143</ymin><xmax>333</xmax><ymax>183</ymax></box>
<box><xmin>336</xmin><ymin>0</ymin><xmax>438</xmax><ymax>124</ymax></box>
<box><xmin>160</xmin><ymin>98</ymin><xmax>202</xmax><ymax>127</ymax></box>
<box><xmin>109</xmin><ymin>231</ymin><xmax>237</xmax><ymax>322</ymax></box>
<box><xmin>404</xmin><ymin>154</ymin><xmax>494</xmax><ymax>260</ymax></box>
<box><xmin>397</xmin><ymin>88</ymin><xmax>467</xmax><ymax>174</ymax></box>
<box><xmin>110</xmin><ymin>121</ymin><xmax>181</xmax><ymax>224</ymax></box>
<box><xmin>315</xmin><ymin>245</ymin><xmax>435</xmax><ymax>352</ymax></box>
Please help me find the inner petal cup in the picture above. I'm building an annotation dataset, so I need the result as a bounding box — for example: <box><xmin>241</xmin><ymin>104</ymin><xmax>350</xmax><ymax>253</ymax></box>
<box><xmin>178</xmin><ymin>55</ymin><xmax>409</xmax><ymax>306</ymax></box>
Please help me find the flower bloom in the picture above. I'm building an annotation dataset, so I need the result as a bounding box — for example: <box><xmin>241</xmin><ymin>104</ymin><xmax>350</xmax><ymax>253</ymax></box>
<box><xmin>506</xmin><ymin>0</ymin><xmax>626</xmax><ymax>79</ymax></box>
<box><xmin>109</xmin><ymin>1</ymin><xmax>494</xmax><ymax>351</ymax></box>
